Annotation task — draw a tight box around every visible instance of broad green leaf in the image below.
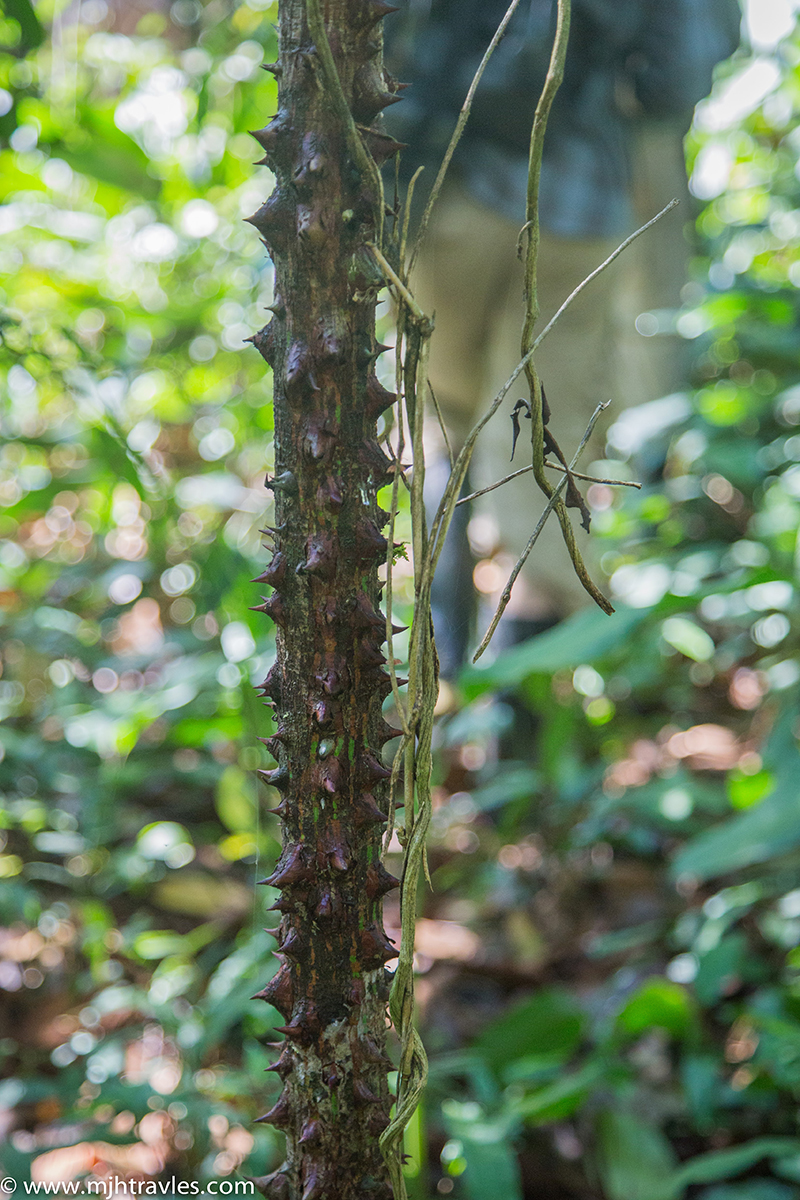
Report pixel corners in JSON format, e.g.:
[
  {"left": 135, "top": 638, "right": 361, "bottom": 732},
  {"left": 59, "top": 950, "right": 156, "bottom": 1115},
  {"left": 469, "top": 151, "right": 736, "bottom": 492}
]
[
  {"left": 673, "top": 1139, "right": 800, "bottom": 1191},
  {"left": 693, "top": 933, "right": 748, "bottom": 1006},
  {"left": 441, "top": 1101, "right": 522, "bottom": 1200},
  {"left": 595, "top": 1109, "right": 678, "bottom": 1200},
  {"left": 133, "top": 922, "right": 217, "bottom": 961},
  {"left": 681, "top": 1054, "right": 723, "bottom": 1127},
  {"left": 661, "top": 616, "right": 715, "bottom": 661},
  {"left": 501, "top": 1051, "right": 565, "bottom": 1084},
  {"left": 697, "top": 383, "right": 750, "bottom": 426},
  {"left": 461, "top": 605, "right": 647, "bottom": 696},
  {"left": 727, "top": 768, "right": 774, "bottom": 809},
  {"left": 472, "top": 989, "right": 585, "bottom": 1072},
  {"left": 672, "top": 702, "right": 800, "bottom": 882},
  {"left": 470, "top": 765, "right": 540, "bottom": 811},
  {"left": 58, "top": 108, "right": 161, "bottom": 199},
  {"left": 402, "top": 1101, "right": 425, "bottom": 1185},
  {"left": 617, "top": 978, "right": 695, "bottom": 1039},
  {"left": 515, "top": 1060, "right": 604, "bottom": 1125},
  {"left": 672, "top": 775, "right": 800, "bottom": 882},
  {"left": 699, "top": 1185, "right": 795, "bottom": 1200},
  {"left": 133, "top": 930, "right": 187, "bottom": 960},
  {"left": 4, "top": 0, "right": 43, "bottom": 48},
  {"left": 458, "top": 1137, "right": 521, "bottom": 1200}
]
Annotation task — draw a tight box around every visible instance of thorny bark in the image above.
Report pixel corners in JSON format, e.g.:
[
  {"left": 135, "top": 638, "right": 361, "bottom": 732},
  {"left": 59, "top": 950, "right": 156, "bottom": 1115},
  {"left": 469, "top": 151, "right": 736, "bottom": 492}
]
[{"left": 246, "top": 2, "right": 404, "bottom": 1198}]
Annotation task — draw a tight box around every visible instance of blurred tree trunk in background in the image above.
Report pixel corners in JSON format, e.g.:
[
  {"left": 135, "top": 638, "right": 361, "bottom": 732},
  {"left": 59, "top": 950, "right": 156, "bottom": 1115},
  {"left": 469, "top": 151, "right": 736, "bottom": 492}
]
[{"left": 247, "top": 2, "right": 403, "bottom": 1197}]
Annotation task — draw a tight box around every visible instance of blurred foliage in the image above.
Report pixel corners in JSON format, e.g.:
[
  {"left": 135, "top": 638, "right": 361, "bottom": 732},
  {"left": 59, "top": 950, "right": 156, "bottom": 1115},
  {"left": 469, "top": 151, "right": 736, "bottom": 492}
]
[
  {"left": 412, "top": 17, "right": 800, "bottom": 1200},
  {"left": 2, "top": 1, "right": 800, "bottom": 1199},
  {"left": 0, "top": 0, "right": 291, "bottom": 1186}
]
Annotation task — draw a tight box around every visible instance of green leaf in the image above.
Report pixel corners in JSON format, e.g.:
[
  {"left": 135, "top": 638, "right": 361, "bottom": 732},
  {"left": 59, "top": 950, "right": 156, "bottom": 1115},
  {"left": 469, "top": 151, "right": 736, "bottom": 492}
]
[
  {"left": 88, "top": 426, "right": 146, "bottom": 492},
  {"left": 215, "top": 764, "right": 257, "bottom": 834},
  {"left": 673, "top": 1139, "right": 800, "bottom": 1191},
  {"left": 727, "top": 768, "right": 774, "bottom": 809},
  {"left": 617, "top": 978, "right": 695, "bottom": 1039},
  {"left": 133, "top": 930, "right": 187, "bottom": 959},
  {"left": 58, "top": 108, "right": 160, "bottom": 199},
  {"left": 515, "top": 1060, "right": 604, "bottom": 1125},
  {"left": 693, "top": 933, "right": 748, "bottom": 1006},
  {"left": 470, "top": 765, "right": 540, "bottom": 812},
  {"left": 672, "top": 701, "right": 800, "bottom": 882},
  {"left": 133, "top": 922, "right": 217, "bottom": 961},
  {"left": 441, "top": 1101, "right": 523, "bottom": 1200},
  {"left": 697, "top": 383, "right": 750, "bottom": 427},
  {"left": 661, "top": 616, "right": 715, "bottom": 661},
  {"left": 595, "top": 1109, "right": 678, "bottom": 1200},
  {"left": 471, "top": 989, "right": 584, "bottom": 1073},
  {"left": 672, "top": 774, "right": 800, "bottom": 882},
  {"left": 681, "top": 1054, "right": 723, "bottom": 1127},
  {"left": 458, "top": 1136, "right": 522, "bottom": 1200},
  {"left": 699, "top": 1184, "right": 795, "bottom": 1200},
  {"left": 4, "top": 0, "right": 43, "bottom": 48},
  {"left": 461, "top": 605, "right": 648, "bottom": 696}
]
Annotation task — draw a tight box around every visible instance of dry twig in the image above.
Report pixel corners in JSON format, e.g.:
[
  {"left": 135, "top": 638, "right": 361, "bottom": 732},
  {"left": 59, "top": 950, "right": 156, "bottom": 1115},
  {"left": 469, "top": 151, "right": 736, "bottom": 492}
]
[{"left": 473, "top": 401, "right": 610, "bottom": 661}]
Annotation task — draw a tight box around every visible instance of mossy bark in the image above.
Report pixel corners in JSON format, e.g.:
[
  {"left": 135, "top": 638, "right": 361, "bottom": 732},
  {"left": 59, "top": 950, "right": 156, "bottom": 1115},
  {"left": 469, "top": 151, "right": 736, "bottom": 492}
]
[{"left": 247, "top": 3, "right": 404, "bottom": 1198}]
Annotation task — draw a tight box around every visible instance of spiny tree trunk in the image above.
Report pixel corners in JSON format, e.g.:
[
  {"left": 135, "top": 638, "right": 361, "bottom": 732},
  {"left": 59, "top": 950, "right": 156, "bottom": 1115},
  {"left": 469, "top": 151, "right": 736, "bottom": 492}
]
[{"left": 247, "top": 3, "right": 404, "bottom": 1198}]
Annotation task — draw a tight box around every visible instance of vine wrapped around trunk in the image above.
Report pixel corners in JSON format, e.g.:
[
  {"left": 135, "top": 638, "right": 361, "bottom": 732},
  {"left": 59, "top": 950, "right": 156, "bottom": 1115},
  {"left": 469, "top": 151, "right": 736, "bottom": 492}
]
[{"left": 247, "top": 2, "right": 404, "bottom": 1198}]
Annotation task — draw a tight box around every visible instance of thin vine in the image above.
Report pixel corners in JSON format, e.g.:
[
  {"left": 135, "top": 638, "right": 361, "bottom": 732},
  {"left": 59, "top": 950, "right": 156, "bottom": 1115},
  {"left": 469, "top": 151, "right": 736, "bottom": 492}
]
[
  {"left": 373, "top": 3, "right": 579, "bottom": 1192},
  {"left": 364, "top": 0, "right": 673, "bottom": 1189}
]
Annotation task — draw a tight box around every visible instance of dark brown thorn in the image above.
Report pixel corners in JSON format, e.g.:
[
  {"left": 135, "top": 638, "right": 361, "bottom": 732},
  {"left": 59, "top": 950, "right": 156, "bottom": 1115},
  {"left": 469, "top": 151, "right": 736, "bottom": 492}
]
[
  {"left": 278, "top": 928, "right": 302, "bottom": 959},
  {"left": 353, "top": 1078, "right": 380, "bottom": 1106},
  {"left": 298, "top": 1118, "right": 322, "bottom": 1146},
  {"left": 353, "top": 794, "right": 389, "bottom": 828},
  {"left": 359, "top": 923, "right": 398, "bottom": 968},
  {"left": 358, "top": 750, "right": 391, "bottom": 785},
  {"left": 365, "top": 862, "right": 400, "bottom": 899},
  {"left": 252, "top": 966, "right": 293, "bottom": 1017},
  {"left": 261, "top": 844, "right": 313, "bottom": 889},
  {"left": 300, "top": 1166, "right": 330, "bottom": 1200},
  {"left": 265, "top": 1047, "right": 294, "bottom": 1080},
  {"left": 256, "top": 1089, "right": 292, "bottom": 1129},
  {"left": 258, "top": 765, "right": 289, "bottom": 788},
  {"left": 250, "top": 1169, "right": 291, "bottom": 1200},
  {"left": 368, "top": 0, "right": 399, "bottom": 19}
]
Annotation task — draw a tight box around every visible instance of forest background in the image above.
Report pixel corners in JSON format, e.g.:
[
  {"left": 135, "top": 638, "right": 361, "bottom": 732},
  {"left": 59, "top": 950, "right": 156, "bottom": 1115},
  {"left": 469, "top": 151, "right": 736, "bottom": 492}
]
[{"left": 2, "top": 0, "right": 800, "bottom": 1197}]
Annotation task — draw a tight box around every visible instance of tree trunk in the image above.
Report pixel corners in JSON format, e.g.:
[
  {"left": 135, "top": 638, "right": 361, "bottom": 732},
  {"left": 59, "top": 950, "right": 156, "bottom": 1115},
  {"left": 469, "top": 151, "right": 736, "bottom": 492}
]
[{"left": 247, "top": 3, "right": 403, "bottom": 1198}]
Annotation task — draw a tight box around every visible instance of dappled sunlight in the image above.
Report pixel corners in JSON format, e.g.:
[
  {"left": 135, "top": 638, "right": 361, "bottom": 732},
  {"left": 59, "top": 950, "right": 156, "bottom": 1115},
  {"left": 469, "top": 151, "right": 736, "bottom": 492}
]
[{"left": 2, "top": 0, "right": 800, "bottom": 1195}]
